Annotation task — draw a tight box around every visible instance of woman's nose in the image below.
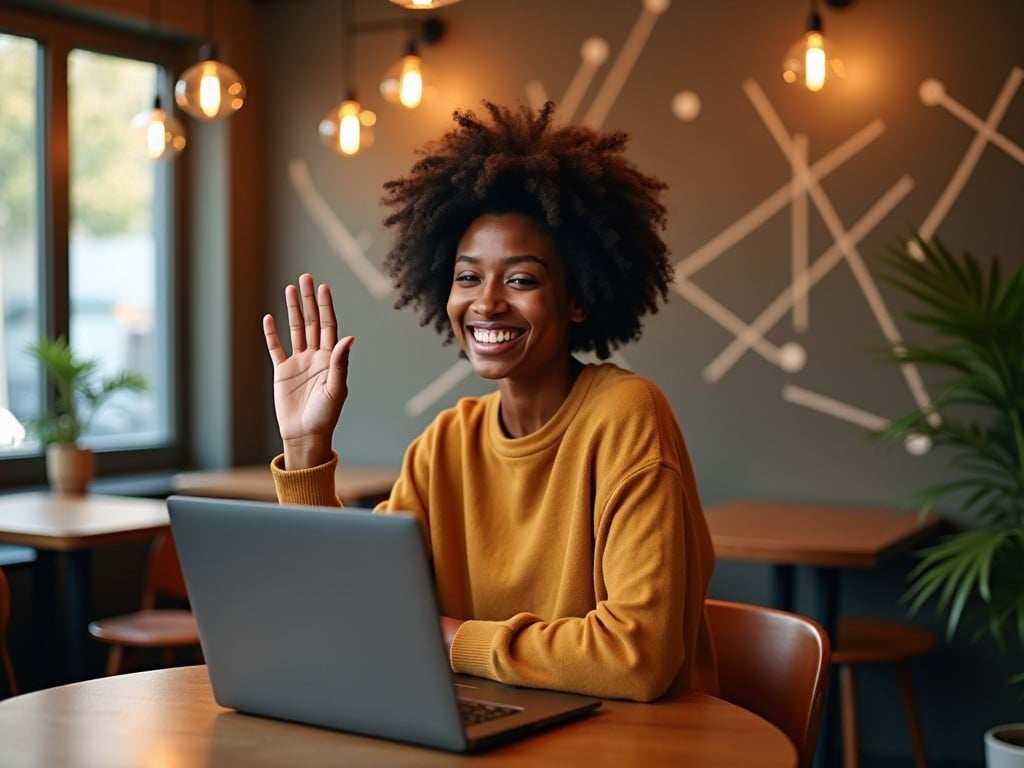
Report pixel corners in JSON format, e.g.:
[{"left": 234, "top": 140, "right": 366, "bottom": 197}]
[{"left": 471, "top": 282, "right": 507, "bottom": 316}]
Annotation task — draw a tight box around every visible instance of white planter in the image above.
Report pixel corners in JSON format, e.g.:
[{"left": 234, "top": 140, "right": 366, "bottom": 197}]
[{"left": 986, "top": 724, "right": 1024, "bottom": 768}]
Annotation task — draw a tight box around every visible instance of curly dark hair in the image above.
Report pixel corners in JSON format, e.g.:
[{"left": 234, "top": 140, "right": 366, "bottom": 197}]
[{"left": 381, "top": 101, "right": 674, "bottom": 360}]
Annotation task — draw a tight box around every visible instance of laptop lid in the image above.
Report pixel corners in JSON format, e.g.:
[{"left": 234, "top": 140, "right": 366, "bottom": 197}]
[{"left": 166, "top": 494, "right": 600, "bottom": 752}]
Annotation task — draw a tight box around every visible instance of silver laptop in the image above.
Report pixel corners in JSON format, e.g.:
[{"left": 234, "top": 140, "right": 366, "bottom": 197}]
[{"left": 166, "top": 495, "right": 601, "bottom": 752}]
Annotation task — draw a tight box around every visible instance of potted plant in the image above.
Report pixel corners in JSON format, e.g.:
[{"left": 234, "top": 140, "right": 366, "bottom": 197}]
[
  {"left": 876, "top": 236, "right": 1024, "bottom": 766},
  {"left": 25, "top": 335, "right": 148, "bottom": 494}
]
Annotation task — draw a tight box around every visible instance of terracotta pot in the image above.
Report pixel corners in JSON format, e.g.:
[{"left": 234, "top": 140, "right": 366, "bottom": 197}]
[
  {"left": 986, "top": 724, "right": 1024, "bottom": 768},
  {"left": 45, "top": 444, "right": 96, "bottom": 495}
]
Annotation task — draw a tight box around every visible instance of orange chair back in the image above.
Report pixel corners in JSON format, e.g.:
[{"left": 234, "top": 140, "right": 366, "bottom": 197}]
[
  {"left": 141, "top": 533, "right": 190, "bottom": 610},
  {"left": 705, "top": 599, "right": 830, "bottom": 768},
  {"left": 0, "top": 567, "right": 17, "bottom": 696}
]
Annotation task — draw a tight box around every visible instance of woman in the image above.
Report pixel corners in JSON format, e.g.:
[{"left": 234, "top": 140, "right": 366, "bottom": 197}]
[{"left": 263, "top": 102, "right": 717, "bottom": 702}]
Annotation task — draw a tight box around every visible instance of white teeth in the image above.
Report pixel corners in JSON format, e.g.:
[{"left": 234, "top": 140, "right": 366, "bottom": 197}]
[{"left": 472, "top": 328, "right": 518, "bottom": 344}]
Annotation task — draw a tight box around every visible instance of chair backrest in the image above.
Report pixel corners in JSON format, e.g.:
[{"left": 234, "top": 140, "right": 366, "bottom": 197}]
[
  {"left": 0, "top": 566, "right": 17, "bottom": 696},
  {"left": 705, "top": 599, "right": 830, "bottom": 768},
  {"left": 141, "top": 533, "right": 190, "bottom": 610}
]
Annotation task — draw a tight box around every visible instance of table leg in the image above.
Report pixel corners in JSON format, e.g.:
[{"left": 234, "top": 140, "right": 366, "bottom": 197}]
[
  {"left": 30, "top": 549, "right": 93, "bottom": 687},
  {"left": 63, "top": 550, "right": 94, "bottom": 682},
  {"left": 772, "top": 564, "right": 796, "bottom": 612},
  {"left": 31, "top": 550, "right": 60, "bottom": 689},
  {"left": 813, "top": 566, "right": 841, "bottom": 768}
]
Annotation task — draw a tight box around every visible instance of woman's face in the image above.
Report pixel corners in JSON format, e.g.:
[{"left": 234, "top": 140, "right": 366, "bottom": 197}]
[{"left": 447, "top": 212, "right": 583, "bottom": 385}]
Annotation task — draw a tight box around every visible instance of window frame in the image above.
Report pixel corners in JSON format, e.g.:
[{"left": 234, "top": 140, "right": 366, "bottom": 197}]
[{"left": 0, "top": 5, "right": 191, "bottom": 485}]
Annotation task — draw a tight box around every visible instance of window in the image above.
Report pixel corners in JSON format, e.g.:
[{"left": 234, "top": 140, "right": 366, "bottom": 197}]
[{"left": 0, "top": 8, "right": 186, "bottom": 483}]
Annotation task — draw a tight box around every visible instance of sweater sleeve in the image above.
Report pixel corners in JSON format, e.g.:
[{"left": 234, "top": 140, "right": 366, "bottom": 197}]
[
  {"left": 270, "top": 452, "right": 343, "bottom": 507},
  {"left": 449, "top": 462, "right": 697, "bottom": 702}
]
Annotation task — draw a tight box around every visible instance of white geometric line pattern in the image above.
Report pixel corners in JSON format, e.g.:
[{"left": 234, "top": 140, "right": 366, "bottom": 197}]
[
  {"left": 915, "top": 67, "right": 1024, "bottom": 245},
  {"left": 288, "top": 159, "right": 391, "bottom": 298}
]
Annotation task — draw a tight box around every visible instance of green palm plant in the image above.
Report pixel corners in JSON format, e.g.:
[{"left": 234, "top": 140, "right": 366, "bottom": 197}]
[
  {"left": 876, "top": 236, "right": 1024, "bottom": 690},
  {"left": 25, "top": 335, "right": 148, "bottom": 446}
]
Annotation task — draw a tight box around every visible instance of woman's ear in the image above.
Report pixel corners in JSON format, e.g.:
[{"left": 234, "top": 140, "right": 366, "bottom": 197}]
[{"left": 569, "top": 300, "right": 586, "bottom": 323}]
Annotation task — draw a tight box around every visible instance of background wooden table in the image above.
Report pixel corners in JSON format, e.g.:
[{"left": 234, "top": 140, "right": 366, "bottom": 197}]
[
  {"left": 0, "top": 491, "right": 170, "bottom": 685},
  {"left": 706, "top": 499, "right": 946, "bottom": 767},
  {"left": 172, "top": 464, "right": 399, "bottom": 507}
]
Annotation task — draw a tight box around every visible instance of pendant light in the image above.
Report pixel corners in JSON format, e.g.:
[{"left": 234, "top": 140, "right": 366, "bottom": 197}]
[
  {"left": 378, "top": 18, "right": 444, "bottom": 110},
  {"left": 132, "top": 94, "right": 187, "bottom": 161},
  {"left": 380, "top": 42, "right": 424, "bottom": 108},
  {"left": 319, "top": 1, "right": 375, "bottom": 156},
  {"left": 388, "top": 0, "right": 462, "bottom": 9},
  {"left": 131, "top": 0, "right": 186, "bottom": 160},
  {"left": 319, "top": 89, "right": 377, "bottom": 156},
  {"left": 782, "top": 0, "right": 845, "bottom": 92},
  {"left": 174, "top": 0, "right": 246, "bottom": 120}
]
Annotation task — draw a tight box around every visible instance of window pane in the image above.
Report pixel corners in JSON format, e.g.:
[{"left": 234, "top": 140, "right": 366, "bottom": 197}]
[
  {"left": 0, "top": 33, "right": 40, "bottom": 452},
  {"left": 68, "top": 49, "right": 170, "bottom": 448}
]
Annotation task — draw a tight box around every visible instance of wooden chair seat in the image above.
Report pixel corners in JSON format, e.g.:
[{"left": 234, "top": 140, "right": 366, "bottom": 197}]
[
  {"left": 88, "top": 609, "right": 199, "bottom": 647},
  {"left": 833, "top": 616, "right": 935, "bottom": 768},
  {"left": 87, "top": 533, "right": 203, "bottom": 676}
]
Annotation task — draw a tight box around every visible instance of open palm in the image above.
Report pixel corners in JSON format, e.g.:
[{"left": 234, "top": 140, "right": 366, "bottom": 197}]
[{"left": 263, "top": 274, "right": 353, "bottom": 468}]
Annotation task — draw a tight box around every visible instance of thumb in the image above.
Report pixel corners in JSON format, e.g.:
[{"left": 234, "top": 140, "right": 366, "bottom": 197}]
[{"left": 326, "top": 336, "right": 354, "bottom": 396}]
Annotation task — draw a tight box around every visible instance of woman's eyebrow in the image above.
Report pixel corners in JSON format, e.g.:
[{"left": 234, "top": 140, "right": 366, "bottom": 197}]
[{"left": 454, "top": 253, "right": 549, "bottom": 269}]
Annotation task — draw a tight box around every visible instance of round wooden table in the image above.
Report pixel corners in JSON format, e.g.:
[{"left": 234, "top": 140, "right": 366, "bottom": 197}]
[{"left": 0, "top": 666, "right": 796, "bottom": 767}]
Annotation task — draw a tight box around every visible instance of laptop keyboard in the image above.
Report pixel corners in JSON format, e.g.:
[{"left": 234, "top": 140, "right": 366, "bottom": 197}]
[{"left": 458, "top": 698, "right": 520, "bottom": 726}]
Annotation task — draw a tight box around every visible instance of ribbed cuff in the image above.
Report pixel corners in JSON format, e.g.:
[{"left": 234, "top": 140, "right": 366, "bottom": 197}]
[
  {"left": 449, "top": 619, "right": 508, "bottom": 678},
  {"left": 269, "top": 452, "right": 342, "bottom": 507}
]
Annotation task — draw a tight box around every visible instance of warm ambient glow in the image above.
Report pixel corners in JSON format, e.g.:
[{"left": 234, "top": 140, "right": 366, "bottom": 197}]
[
  {"left": 131, "top": 98, "right": 186, "bottom": 161},
  {"left": 174, "top": 50, "right": 246, "bottom": 121}
]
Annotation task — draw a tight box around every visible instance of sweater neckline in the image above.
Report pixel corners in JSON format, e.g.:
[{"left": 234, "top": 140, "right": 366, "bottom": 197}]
[{"left": 485, "top": 363, "right": 607, "bottom": 457}]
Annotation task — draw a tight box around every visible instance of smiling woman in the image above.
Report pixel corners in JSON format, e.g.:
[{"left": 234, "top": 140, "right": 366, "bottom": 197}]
[{"left": 262, "top": 101, "right": 718, "bottom": 703}]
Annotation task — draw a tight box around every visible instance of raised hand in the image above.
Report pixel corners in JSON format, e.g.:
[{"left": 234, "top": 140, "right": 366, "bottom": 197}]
[{"left": 263, "top": 273, "right": 354, "bottom": 470}]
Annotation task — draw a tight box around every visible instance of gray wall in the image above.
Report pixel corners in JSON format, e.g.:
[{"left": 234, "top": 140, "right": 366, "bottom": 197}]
[{"left": 257, "top": 1, "right": 1024, "bottom": 764}]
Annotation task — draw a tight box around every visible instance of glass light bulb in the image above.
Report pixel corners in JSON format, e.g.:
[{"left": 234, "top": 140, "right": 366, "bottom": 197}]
[
  {"left": 319, "top": 97, "right": 374, "bottom": 157},
  {"left": 804, "top": 32, "right": 827, "bottom": 92},
  {"left": 338, "top": 101, "right": 361, "bottom": 155},
  {"left": 131, "top": 102, "right": 187, "bottom": 161},
  {"left": 782, "top": 26, "right": 842, "bottom": 92},
  {"left": 198, "top": 62, "right": 222, "bottom": 118},
  {"left": 398, "top": 55, "right": 424, "bottom": 108},
  {"left": 175, "top": 55, "right": 246, "bottom": 121},
  {"left": 388, "top": 0, "right": 462, "bottom": 8}
]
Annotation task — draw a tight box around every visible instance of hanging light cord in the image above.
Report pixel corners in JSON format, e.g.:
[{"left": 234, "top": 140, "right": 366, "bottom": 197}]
[{"left": 342, "top": 0, "right": 356, "bottom": 94}]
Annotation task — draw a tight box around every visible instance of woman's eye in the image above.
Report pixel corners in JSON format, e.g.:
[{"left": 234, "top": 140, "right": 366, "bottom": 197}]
[
  {"left": 508, "top": 275, "right": 538, "bottom": 287},
  {"left": 454, "top": 273, "right": 480, "bottom": 284}
]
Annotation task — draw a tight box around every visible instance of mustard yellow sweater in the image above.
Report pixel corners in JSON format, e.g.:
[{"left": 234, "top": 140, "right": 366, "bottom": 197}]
[{"left": 271, "top": 363, "right": 718, "bottom": 701}]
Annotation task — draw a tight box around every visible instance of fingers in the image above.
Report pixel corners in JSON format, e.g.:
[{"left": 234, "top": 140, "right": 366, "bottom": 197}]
[
  {"left": 285, "top": 283, "right": 305, "bottom": 354},
  {"left": 318, "top": 282, "right": 339, "bottom": 351},
  {"left": 280, "top": 274, "right": 341, "bottom": 357},
  {"left": 300, "top": 274, "right": 320, "bottom": 350},
  {"left": 263, "top": 313, "right": 287, "bottom": 366}
]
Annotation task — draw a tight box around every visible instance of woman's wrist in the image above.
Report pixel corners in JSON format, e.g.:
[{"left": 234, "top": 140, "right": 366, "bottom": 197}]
[{"left": 282, "top": 436, "right": 334, "bottom": 470}]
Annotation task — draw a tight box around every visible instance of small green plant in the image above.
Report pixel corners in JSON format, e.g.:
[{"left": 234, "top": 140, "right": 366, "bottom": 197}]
[
  {"left": 25, "top": 335, "right": 148, "bottom": 446},
  {"left": 876, "top": 236, "right": 1024, "bottom": 690}
]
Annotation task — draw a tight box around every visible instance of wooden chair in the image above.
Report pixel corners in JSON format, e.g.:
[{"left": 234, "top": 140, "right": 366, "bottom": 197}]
[
  {"left": 1, "top": 566, "right": 18, "bottom": 697},
  {"left": 706, "top": 599, "right": 831, "bottom": 768},
  {"left": 833, "top": 616, "right": 934, "bottom": 768},
  {"left": 88, "top": 533, "right": 201, "bottom": 676}
]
